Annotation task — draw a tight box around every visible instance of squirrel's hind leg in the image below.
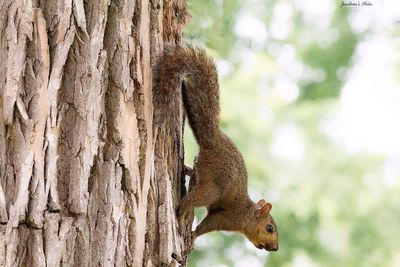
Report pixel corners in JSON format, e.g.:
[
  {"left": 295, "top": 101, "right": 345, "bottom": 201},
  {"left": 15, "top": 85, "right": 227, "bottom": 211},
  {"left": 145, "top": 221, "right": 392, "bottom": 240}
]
[
  {"left": 184, "top": 155, "right": 199, "bottom": 185},
  {"left": 184, "top": 165, "right": 194, "bottom": 177}
]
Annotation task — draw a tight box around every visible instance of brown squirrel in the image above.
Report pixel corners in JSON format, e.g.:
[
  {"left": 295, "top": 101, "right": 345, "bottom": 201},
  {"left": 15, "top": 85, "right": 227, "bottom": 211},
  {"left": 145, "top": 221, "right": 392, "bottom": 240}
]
[{"left": 153, "top": 44, "right": 278, "bottom": 251}]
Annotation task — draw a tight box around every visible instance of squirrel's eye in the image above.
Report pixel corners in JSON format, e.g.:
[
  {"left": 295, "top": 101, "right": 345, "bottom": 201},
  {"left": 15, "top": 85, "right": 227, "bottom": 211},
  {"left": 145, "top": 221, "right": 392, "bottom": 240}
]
[{"left": 266, "top": 224, "right": 274, "bottom": 233}]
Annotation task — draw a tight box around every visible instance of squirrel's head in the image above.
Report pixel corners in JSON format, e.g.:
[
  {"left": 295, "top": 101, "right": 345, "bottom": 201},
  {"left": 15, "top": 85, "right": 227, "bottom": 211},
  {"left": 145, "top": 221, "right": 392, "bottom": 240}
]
[{"left": 244, "top": 199, "right": 278, "bottom": 251}]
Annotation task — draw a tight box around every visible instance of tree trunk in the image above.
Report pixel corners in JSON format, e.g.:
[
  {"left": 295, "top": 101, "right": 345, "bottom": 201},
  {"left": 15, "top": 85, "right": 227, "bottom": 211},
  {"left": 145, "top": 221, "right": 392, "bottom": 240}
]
[{"left": 0, "top": 0, "right": 191, "bottom": 266}]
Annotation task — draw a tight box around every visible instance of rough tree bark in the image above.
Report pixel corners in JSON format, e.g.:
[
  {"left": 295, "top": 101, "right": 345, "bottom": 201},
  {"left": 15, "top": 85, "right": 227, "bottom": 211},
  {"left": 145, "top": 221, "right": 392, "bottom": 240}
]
[{"left": 0, "top": 0, "right": 191, "bottom": 266}]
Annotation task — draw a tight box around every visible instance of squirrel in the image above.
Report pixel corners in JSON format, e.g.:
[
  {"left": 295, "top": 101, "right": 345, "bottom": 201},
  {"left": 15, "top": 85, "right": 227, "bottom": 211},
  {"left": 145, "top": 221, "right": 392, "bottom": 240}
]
[{"left": 153, "top": 44, "right": 278, "bottom": 252}]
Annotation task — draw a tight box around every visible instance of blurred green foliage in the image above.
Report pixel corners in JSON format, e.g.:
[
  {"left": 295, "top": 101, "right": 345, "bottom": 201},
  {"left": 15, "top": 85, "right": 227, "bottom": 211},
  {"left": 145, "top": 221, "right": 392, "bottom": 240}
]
[{"left": 183, "top": 0, "right": 400, "bottom": 266}]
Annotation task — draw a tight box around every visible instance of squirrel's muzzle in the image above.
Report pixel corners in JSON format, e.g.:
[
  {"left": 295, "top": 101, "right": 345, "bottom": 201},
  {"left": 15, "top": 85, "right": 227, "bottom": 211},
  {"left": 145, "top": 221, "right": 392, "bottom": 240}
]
[
  {"left": 257, "top": 243, "right": 278, "bottom": 251},
  {"left": 267, "top": 243, "right": 278, "bottom": 251}
]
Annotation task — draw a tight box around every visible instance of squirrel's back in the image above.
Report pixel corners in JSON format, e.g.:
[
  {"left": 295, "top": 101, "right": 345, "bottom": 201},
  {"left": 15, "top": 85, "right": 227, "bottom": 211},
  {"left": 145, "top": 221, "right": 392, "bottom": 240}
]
[{"left": 153, "top": 45, "right": 220, "bottom": 148}]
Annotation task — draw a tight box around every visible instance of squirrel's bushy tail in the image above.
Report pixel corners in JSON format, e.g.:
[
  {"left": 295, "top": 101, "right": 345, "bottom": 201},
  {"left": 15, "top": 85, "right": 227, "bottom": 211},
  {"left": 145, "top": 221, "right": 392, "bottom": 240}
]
[{"left": 153, "top": 45, "right": 220, "bottom": 148}]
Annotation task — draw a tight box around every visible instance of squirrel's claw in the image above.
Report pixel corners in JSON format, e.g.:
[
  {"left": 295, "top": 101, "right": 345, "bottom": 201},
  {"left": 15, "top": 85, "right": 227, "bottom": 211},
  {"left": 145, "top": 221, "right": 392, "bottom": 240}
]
[
  {"left": 187, "top": 231, "right": 196, "bottom": 252},
  {"left": 180, "top": 231, "right": 196, "bottom": 256}
]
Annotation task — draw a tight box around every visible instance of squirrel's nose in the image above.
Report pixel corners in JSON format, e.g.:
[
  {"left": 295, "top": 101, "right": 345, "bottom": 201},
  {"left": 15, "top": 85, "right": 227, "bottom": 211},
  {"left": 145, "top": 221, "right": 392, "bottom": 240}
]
[{"left": 266, "top": 243, "right": 278, "bottom": 251}]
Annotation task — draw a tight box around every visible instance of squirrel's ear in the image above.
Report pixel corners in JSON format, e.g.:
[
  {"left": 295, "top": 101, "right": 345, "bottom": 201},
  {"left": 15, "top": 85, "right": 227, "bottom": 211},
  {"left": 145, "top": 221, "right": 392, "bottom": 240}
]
[
  {"left": 260, "top": 202, "right": 272, "bottom": 215},
  {"left": 254, "top": 199, "right": 272, "bottom": 217},
  {"left": 257, "top": 199, "right": 267, "bottom": 207},
  {"left": 255, "top": 201, "right": 272, "bottom": 218}
]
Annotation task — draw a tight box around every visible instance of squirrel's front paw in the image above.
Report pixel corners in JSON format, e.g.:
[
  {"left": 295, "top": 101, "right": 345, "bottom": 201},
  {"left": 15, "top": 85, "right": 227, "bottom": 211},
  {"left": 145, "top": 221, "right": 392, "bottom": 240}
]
[
  {"left": 177, "top": 206, "right": 193, "bottom": 234},
  {"left": 177, "top": 206, "right": 185, "bottom": 231},
  {"left": 177, "top": 208, "right": 188, "bottom": 229}
]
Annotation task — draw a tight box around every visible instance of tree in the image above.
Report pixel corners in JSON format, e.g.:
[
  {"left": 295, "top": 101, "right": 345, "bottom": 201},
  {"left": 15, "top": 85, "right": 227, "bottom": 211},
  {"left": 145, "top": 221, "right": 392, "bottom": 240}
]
[{"left": 0, "top": 0, "right": 192, "bottom": 266}]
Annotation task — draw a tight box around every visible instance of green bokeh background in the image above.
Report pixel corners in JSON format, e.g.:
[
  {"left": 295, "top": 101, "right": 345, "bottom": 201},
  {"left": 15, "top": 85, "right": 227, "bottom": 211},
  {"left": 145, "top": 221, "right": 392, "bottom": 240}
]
[{"left": 183, "top": 0, "right": 400, "bottom": 266}]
